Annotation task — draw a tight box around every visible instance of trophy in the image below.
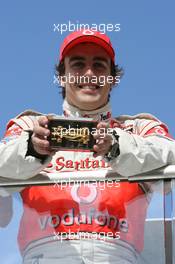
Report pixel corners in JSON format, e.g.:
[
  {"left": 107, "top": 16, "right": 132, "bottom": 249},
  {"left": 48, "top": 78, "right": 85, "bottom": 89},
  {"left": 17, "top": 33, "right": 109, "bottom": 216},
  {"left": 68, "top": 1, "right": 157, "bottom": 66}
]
[{"left": 47, "top": 115, "right": 97, "bottom": 150}]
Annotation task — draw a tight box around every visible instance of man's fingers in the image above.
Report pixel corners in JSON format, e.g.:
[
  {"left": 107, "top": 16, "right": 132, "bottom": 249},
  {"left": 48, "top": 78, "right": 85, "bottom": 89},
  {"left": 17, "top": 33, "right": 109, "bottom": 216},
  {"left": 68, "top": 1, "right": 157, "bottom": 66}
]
[
  {"left": 93, "top": 142, "right": 111, "bottom": 157},
  {"left": 31, "top": 136, "right": 53, "bottom": 155},
  {"left": 35, "top": 148, "right": 53, "bottom": 156},
  {"left": 93, "top": 143, "right": 110, "bottom": 153},
  {"left": 97, "top": 122, "right": 109, "bottom": 129},
  {"left": 93, "top": 122, "right": 111, "bottom": 140},
  {"left": 30, "top": 116, "right": 53, "bottom": 156},
  {"left": 94, "top": 133, "right": 112, "bottom": 142},
  {"left": 38, "top": 116, "right": 49, "bottom": 127},
  {"left": 33, "top": 126, "right": 50, "bottom": 138},
  {"left": 32, "top": 136, "right": 50, "bottom": 149},
  {"left": 93, "top": 132, "right": 113, "bottom": 157}
]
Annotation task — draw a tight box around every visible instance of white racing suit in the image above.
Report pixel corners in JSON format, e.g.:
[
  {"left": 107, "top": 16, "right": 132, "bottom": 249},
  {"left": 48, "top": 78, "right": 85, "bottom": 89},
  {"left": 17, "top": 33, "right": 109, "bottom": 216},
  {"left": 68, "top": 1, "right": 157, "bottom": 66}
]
[{"left": 0, "top": 100, "right": 175, "bottom": 264}]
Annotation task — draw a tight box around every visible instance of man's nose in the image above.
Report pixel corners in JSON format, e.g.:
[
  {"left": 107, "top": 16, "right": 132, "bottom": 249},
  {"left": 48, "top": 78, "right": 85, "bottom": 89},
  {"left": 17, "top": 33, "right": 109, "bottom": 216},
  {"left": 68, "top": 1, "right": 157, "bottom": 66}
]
[{"left": 84, "top": 67, "right": 94, "bottom": 76}]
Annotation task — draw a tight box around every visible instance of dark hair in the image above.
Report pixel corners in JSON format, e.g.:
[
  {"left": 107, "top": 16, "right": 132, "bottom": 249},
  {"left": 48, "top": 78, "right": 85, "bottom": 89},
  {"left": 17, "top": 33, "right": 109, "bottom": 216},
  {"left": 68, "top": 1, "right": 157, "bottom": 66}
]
[{"left": 55, "top": 60, "right": 124, "bottom": 99}]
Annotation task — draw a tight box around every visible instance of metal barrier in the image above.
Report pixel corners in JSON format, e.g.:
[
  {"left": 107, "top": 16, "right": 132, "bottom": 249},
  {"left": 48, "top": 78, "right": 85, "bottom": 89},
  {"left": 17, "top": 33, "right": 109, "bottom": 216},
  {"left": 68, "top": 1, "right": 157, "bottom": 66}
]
[{"left": 0, "top": 166, "right": 175, "bottom": 264}]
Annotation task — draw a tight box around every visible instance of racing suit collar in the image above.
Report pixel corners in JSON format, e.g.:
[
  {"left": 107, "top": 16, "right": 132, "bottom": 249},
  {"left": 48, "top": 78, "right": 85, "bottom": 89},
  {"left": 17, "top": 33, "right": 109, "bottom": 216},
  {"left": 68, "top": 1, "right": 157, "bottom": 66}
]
[{"left": 63, "top": 100, "right": 112, "bottom": 122}]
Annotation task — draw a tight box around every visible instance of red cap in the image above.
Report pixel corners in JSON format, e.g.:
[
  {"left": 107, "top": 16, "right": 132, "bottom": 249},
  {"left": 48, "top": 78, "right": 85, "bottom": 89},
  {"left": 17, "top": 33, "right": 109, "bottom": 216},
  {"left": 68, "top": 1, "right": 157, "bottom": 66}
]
[{"left": 59, "top": 30, "right": 115, "bottom": 62}]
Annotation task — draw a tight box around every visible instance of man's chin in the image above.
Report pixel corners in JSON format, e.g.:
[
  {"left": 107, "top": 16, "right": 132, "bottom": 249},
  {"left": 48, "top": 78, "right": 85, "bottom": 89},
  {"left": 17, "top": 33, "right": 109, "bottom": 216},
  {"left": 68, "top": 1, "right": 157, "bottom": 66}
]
[{"left": 76, "top": 98, "right": 105, "bottom": 111}]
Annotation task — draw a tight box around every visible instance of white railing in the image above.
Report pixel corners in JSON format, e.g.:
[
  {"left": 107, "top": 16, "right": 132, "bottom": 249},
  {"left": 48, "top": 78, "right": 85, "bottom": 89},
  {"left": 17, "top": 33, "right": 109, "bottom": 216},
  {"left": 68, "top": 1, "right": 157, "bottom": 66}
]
[{"left": 0, "top": 165, "right": 175, "bottom": 187}]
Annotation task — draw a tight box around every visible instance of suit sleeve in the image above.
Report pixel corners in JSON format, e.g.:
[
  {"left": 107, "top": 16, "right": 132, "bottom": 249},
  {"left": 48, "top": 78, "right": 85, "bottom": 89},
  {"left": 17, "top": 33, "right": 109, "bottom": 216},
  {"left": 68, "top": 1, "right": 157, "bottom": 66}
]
[
  {"left": 109, "top": 119, "right": 175, "bottom": 177},
  {"left": 0, "top": 117, "right": 52, "bottom": 181}
]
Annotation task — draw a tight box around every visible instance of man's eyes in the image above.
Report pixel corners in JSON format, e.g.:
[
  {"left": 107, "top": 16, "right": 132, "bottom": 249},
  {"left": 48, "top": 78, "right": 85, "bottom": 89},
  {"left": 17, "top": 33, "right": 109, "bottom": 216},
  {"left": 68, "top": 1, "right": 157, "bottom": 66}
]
[
  {"left": 93, "top": 62, "right": 106, "bottom": 69},
  {"left": 71, "top": 62, "right": 85, "bottom": 68}
]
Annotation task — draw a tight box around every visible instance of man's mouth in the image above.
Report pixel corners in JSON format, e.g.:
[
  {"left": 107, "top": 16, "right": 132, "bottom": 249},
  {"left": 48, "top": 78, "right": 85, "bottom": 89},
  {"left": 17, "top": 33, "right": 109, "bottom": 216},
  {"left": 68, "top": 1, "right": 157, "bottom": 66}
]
[{"left": 77, "top": 84, "right": 100, "bottom": 90}]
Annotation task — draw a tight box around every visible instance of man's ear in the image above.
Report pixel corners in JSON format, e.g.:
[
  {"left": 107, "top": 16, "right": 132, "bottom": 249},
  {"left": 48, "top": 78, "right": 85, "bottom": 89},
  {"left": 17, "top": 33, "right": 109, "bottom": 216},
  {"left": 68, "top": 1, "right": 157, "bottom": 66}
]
[
  {"left": 109, "top": 83, "right": 114, "bottom": 92},
  {"left": 111, "top": 75, "right": 120, "bottom": 88}
]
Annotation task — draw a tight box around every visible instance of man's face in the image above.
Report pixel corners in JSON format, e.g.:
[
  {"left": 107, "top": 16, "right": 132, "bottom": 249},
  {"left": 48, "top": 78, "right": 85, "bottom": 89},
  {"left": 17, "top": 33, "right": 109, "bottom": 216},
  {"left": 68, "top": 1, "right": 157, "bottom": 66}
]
[{"left": 63, "top": 43, "right": 112, "bottom": 110}]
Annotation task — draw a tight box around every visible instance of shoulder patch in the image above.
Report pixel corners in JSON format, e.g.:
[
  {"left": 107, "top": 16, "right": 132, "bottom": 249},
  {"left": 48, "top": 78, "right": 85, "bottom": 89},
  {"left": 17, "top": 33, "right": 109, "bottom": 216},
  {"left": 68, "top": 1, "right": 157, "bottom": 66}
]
[{"left": 144, "top": 124, "right": 173, "bottom": 140}]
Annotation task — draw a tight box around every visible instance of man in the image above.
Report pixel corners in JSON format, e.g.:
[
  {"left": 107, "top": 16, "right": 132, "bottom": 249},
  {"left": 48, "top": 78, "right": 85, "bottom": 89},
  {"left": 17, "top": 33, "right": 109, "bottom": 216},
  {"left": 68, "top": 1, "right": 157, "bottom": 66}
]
[{"left": 0, "top": 30, "right": 175, "bottom": 264}]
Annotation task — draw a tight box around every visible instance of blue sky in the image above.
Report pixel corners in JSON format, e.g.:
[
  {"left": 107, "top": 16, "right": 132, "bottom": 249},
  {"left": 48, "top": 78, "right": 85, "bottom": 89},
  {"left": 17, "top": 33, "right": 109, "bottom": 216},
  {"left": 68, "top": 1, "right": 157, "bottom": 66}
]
[{"left": 0, "top": 0, "right": 175, "bottom": 263}]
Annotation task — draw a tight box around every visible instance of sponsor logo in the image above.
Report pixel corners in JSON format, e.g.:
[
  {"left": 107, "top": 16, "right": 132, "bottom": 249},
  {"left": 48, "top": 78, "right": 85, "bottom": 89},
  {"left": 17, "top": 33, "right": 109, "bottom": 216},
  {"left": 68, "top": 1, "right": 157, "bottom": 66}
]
[
  {"left": 71, "top": 185, "right": 97, "bottom": 204},
  {"left": 47, "top": 156, "right": 110, "bottom": 171},
  {"left": 38, "top": 208, "right": 128, "bottom": 233}
]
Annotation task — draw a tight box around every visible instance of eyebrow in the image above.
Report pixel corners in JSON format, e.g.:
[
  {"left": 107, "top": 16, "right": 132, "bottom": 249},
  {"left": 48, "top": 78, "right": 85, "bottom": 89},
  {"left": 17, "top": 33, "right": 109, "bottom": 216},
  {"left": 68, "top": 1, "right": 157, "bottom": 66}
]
[
  {"left": 69, "top": 56, "right": 109, "bottom": 64},
  {"left": 93, "top": 57, "right": 109, "bottom": 64},
  {"left": 69, "top": 56, "right": 85, "bottom": 62}
]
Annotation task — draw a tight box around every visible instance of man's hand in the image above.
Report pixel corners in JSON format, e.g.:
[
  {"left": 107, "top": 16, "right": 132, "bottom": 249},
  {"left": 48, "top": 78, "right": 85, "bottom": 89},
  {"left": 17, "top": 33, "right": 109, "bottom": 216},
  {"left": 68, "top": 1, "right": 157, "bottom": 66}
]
[
  {"left": 31, "top": 116, "right": 55, "bottom": 156},
  {"left": 93, "top": 122, "right": 113, "bottom": 158}
]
